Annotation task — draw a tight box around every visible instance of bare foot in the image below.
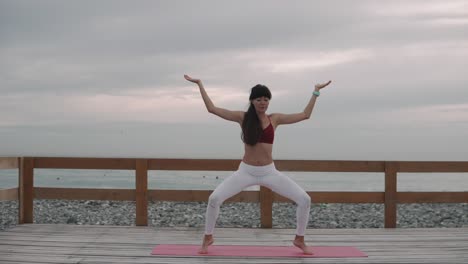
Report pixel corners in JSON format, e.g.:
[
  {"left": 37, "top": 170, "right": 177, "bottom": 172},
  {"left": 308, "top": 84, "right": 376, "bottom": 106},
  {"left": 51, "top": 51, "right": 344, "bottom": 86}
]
[
  {"left": 293, "top": 235, "right": 313, "bottom": 255},
  {"left": 198, "top": 235, "right": 214, "bottom": 254}
]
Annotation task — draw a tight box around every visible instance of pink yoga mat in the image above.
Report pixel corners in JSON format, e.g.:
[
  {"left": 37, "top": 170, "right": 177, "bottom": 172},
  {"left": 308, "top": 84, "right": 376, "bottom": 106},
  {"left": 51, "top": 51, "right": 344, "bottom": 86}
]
[{"left": 151, "top": 244, "right": 367, "bottom": 258}]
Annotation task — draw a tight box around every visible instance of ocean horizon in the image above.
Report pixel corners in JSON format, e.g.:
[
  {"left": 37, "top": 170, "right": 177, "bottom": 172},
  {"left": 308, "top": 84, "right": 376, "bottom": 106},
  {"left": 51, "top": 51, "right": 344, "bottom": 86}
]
[{"left": 1, "top": 168, "right": 467, "bottom": 192}]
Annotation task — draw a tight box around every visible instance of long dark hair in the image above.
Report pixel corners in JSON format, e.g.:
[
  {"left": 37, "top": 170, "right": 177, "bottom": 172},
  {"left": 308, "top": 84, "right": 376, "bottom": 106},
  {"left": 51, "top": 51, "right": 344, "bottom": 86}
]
[{"left": 241, "top": 84, "right": 272, "bottom": 145}]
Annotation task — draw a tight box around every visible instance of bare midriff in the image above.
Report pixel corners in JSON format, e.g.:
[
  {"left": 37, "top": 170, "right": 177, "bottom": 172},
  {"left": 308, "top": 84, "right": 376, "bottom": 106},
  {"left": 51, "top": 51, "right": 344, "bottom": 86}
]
[{"left": 242, "top": 143, "right": 273, "bottom": 166}]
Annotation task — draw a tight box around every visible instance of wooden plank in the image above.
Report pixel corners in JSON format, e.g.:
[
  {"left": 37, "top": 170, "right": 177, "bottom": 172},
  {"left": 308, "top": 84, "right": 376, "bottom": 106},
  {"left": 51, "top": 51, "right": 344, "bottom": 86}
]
[
  {"left": 149, "top": 189, "right": 211, "bottom": 202},
  {"left": 16, "top": 157, "right": 468, "bottom": 173},
  {"left": 148, "top": 159, "right": 386, "bottom": 172},
  {"left": 30, "top": 188, "right": 466, "bottom": 204},
  {"left": 275, "top": 160, "right": 386, "bottom": 172},
  {"left": 148, "top": 158, "right": 240, "bottom": 171},
  {"left": 19, "top": 157, "right": 34, "bottom": 224},
  {"left": 32, "top": 189, "right": 385, "bottom": 204},
  {"left": 276, "top": 192, "right": 385, "bottom": 203},
  {"left": 0, "top": 157, "right": 18, "bottom": 169},
  {"left": 384, "top": 162, "right": 397, "bottom": 228},
  {"left": 0, "top": 187, "right": 18, "bottom": 201},
  {"left": 397, "top": 161, "right": 468, "bottom": 172},
  {"left": 34, "top": 187, "right": 135, "bottom": 200},
  {"left": 135, "top": 159, "right": 148, "bottom": 226},
  {"left": 33, "top": 157, "right": 136, "bottom": 170},
  {"left": 148, "top": 190, "right": 260, "bottom": 203},
  {"left": 397, "top": 192, "right": 468, "bottom": 203},
  {"left": 260, "top": 186, "right": 273, "bottom": 228}
]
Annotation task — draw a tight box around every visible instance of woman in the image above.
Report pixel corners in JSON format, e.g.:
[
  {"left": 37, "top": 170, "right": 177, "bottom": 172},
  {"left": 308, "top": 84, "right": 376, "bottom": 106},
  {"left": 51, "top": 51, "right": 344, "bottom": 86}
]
[{"left": 184, "top": 74, "right": 332, "bottom": 254}]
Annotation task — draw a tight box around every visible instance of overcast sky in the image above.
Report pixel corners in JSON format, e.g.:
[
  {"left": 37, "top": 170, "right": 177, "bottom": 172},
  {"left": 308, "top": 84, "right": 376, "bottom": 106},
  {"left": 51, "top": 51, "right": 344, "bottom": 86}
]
[{"left": 1, "top": 0, "right": 467, "bottom": 161}]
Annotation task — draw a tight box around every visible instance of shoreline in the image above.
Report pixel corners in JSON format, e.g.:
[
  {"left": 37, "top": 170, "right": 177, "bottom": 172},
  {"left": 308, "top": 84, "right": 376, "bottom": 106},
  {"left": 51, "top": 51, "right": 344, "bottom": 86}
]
[{"left": 1, "top": 200, "right": 467, "bottom": 231}]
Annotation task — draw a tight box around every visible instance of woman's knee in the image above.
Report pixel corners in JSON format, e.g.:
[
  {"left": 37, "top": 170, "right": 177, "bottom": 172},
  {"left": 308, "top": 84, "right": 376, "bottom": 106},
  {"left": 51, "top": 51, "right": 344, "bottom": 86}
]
[
  {"left": 299, "top": 192, "right": 311, "bottom": 207},
  {"left": 208, "top": 192, "right": 222, "bottom": 208}
]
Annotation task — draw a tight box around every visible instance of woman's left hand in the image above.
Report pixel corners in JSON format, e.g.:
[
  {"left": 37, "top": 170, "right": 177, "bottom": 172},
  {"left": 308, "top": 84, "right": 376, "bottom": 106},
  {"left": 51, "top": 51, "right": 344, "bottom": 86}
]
[
  {"left": 184, "top": 74, "right": 201, "bottom": 84},
  {"left": 315, "top": 80, "right": 332, "bottom": 90}
]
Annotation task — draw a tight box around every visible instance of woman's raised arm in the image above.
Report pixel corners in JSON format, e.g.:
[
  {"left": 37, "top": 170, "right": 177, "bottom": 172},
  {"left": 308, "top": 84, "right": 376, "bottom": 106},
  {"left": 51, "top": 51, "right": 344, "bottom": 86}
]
[
  {"left": 184, "top": 75, "right": 244, "bottom": 123},
  {"left": 273, "top": 80, "right": 332, "bottom": 126}
]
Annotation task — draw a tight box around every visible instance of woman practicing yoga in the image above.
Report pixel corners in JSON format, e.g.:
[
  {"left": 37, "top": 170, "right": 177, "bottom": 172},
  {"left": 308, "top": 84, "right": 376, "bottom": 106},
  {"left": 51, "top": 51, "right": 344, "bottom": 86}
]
[{"left": 184, "top": 74, "right": 332, "bottom": 254}]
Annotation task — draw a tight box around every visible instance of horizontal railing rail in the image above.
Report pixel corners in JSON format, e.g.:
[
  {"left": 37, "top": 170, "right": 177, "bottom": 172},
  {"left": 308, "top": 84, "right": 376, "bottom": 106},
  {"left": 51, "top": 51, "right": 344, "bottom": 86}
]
[{"left": 1, "top": 157, "right": 466, "bottom": 228}]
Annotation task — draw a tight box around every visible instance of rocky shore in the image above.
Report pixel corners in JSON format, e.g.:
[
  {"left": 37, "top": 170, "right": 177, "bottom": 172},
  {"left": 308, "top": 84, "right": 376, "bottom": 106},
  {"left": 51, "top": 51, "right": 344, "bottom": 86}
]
[{"left": 1, "top": 200, "right": 467, "bottom": 231}]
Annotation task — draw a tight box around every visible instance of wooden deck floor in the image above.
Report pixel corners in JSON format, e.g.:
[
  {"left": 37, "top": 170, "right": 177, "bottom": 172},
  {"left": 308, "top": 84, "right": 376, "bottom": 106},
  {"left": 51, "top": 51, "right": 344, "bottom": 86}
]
[{"left": 0, "top": 224, "right": 467, "bottom": 264}]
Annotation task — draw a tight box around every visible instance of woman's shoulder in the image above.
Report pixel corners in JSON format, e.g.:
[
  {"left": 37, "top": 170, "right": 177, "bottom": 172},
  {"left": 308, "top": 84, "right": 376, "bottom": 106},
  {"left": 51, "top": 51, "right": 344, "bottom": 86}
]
[
  {"left": 268, "top": 113, "right": 281, "bottom": 126},
  {"left": 268, "top": 113, "right": 281, "bottom": 120}
]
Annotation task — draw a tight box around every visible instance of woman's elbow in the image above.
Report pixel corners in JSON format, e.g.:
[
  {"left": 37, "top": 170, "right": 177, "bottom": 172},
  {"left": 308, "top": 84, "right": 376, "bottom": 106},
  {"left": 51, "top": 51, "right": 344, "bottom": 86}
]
[{"left": 207, "top": 106, "right": 215, "bottom": 114}]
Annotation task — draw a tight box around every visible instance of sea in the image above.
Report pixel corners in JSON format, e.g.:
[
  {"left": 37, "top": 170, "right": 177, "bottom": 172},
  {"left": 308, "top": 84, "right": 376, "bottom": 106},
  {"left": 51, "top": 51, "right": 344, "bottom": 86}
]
[{"left": 1, "top": 169, "right": 467, "bottom": 192}]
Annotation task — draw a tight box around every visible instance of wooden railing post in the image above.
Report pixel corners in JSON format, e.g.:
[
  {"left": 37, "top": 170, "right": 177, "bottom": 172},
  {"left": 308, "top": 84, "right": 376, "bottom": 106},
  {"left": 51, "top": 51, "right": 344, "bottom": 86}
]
[
  {"left": 260, "top": 186, "right": 273, "bottom": 228},
  {"left": 385, "top": 161, "right": 398, "bottom": 228},
  {"left": 19, "top": 157, "right": 34, "bottom": 224},
  {"left": 135, "top": 159, "right": 148, "bottom": 226}
]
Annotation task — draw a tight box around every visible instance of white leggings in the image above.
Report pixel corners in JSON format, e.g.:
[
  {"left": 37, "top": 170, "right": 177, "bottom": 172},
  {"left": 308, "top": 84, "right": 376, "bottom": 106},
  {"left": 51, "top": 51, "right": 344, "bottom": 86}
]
[{"left": 205, "top": 162, "right": 311, "bottom": 236}]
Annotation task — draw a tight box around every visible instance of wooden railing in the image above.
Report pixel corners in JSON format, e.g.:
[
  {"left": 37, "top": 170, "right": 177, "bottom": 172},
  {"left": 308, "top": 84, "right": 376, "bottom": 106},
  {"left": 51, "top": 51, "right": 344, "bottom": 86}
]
[{"left": 1, "top": 157, "right": 467, "bottom": 228}]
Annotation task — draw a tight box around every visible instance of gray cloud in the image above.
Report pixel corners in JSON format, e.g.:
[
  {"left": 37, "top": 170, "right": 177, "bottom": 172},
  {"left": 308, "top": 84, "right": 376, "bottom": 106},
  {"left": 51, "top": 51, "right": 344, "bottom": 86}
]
[{"left": 1, "top": 0, "right": 467, "bottom": 159}]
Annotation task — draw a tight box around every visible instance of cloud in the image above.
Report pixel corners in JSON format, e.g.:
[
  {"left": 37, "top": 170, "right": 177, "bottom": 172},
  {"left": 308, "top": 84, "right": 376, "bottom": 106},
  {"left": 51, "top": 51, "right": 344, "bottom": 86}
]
[
  {"left": 1, "top": 0, "right": 467, "bottom": 158},
  {"left": 0, "top": 84, "right": 254, "bottom": 126},
  {"left": 395, "top": 103, "right": 468, "bottom": 124},
  {"left": 238, "top": 48, "right": 374, "bottom": 73},
  {"left": 369, "top": 0, "right": 468, "bottom": 17}
]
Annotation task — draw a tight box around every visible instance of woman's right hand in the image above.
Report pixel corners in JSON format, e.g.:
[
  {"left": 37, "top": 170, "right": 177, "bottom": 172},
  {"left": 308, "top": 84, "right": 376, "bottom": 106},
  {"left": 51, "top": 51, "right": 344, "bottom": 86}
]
[{"left": 184, "top": 74, "right": 201, "bottom": 84}]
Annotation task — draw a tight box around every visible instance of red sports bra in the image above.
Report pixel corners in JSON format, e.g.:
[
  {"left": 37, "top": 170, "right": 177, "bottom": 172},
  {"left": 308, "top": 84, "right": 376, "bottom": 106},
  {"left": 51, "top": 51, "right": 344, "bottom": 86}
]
[{"left": 258, "top": 117, "right": 274, "bottom": 144}]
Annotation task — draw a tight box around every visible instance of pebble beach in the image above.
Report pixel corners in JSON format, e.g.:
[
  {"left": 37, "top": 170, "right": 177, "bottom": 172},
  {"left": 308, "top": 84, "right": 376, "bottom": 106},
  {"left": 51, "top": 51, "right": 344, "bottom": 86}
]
[{"left": 1, "top": 200, "right": 467, "bottom": 231}]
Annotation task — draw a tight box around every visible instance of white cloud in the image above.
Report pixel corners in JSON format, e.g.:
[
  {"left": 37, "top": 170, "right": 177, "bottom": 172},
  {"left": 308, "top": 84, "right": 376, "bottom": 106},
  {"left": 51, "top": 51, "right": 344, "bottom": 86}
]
[
  {"left": 426, "top": 18, "right": 468, "bottom": 26},
  {"left": 1, "top": 1, "right": 467, "bottom": 159},
  {"left": 397, "top": 41, "right": 468, "bottom": 57},
  {"left": 369, "top": 1, "right": 468, "bottom": 17},
  {"left": 237, "top": 49, "right": 373, "bottom": 74},
  {"left": 366, "top": 103, "right": 468, "bottom": 127},
  {"left": 401, "top": 103, "right": 468, "bottom": 124}
]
